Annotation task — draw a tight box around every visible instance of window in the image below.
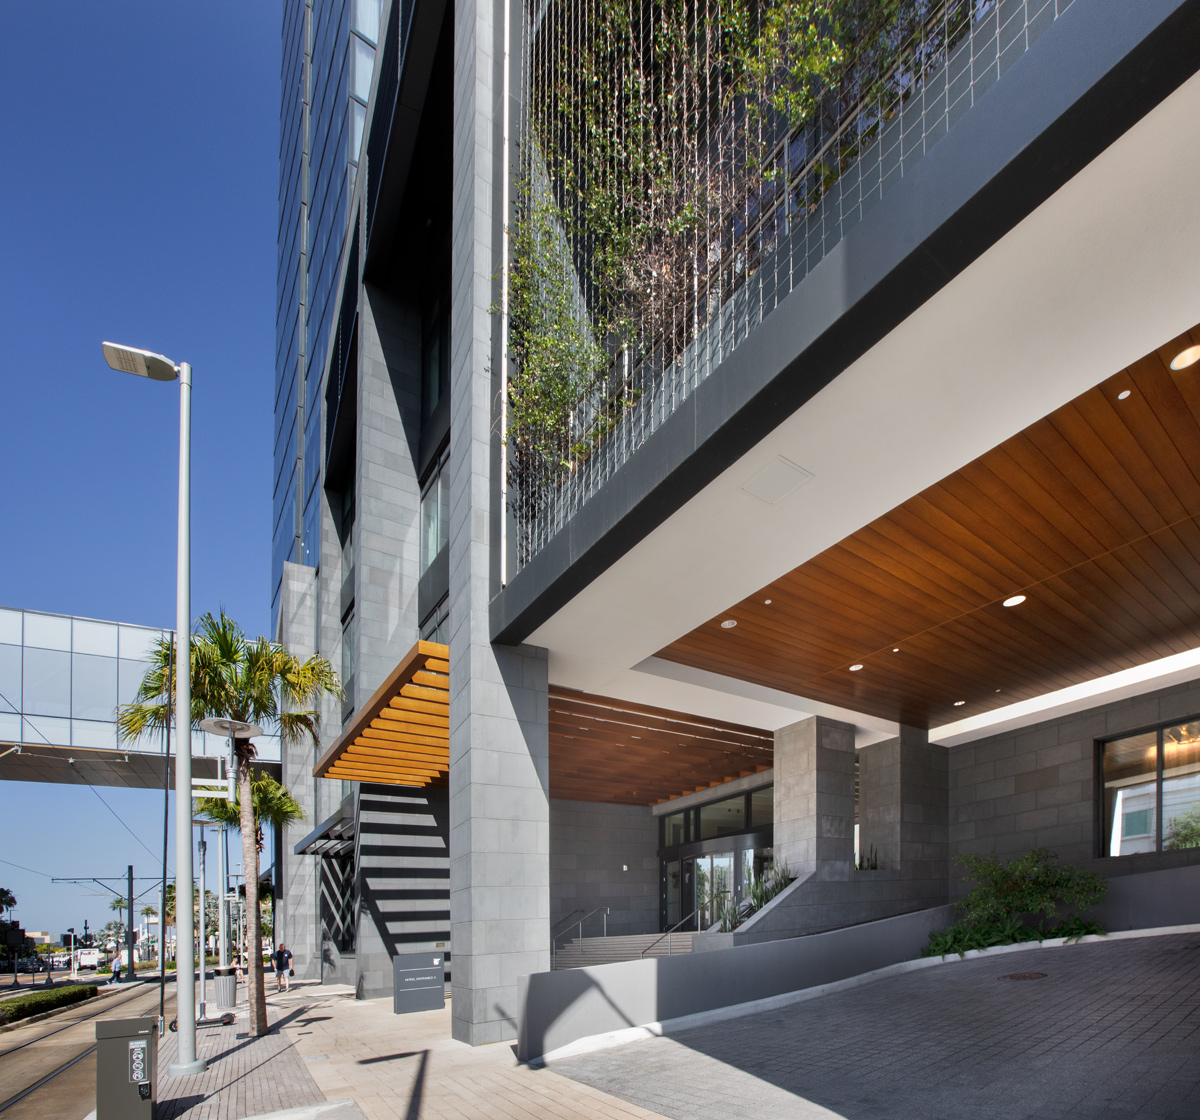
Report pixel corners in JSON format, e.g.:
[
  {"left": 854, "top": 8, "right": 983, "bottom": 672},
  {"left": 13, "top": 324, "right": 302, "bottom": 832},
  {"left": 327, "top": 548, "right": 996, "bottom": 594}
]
[
  {"left": 1102, "top": 721, "right": 1200, "bottom": 855},
  {"left": 352, "top": 0, "right": 382, "bottom": 42},
  {"left": 663, "top": 812, "right": 686, "bottom": 847},
  {"left": 420, "top": 596, "right": 449, "bottom": 645},
  {"left": 340, "top": 611, "right": 356, "bottom": 696},
  {"left": 422, "top": 301, "right": 449, "bottom": 422},
  {"left": 699, "top": 795, "right": 746, "bottom": 840},
  {"left": 420, "top": 451, "right": 450, "bottom": 576}
]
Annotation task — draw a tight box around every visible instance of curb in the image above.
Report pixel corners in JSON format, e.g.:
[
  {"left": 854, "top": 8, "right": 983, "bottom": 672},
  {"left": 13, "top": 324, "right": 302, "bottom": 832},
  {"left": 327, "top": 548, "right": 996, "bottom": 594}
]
[
  {"left": 537, "top": 922, "right": 1200, "bottom": 1065},
  {"left": 0, "top": 980, "right": 149, "bottom": 1035}
]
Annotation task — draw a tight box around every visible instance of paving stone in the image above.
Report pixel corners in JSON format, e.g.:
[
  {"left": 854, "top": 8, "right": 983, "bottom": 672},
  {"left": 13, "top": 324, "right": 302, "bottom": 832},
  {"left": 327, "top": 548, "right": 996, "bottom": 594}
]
[{"left": 550, "top": 933, "right": 1200, "bottom": 1120}]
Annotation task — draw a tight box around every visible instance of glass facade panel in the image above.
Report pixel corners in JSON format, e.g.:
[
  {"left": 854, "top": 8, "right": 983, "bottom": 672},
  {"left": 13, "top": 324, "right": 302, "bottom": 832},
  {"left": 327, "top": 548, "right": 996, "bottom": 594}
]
[
  {"left": 71, "top": 653, "right": 118, "bottom": 721},
  {"left": 73, "top": 619, "right": 118, "bottom": 656},
  {"left": 0, "top": 644, "right": 19, "bottom": 712},
  {"left": 353, "top": 0, "right": 382, "bottom": 40},
  {"left": 73, "top": 719, "right": 117, "bottom": 750},
  {"left": 350, "top": 98, "right": 366, "bottom": 162},
  {"left": 699, "top": 795, "right": 745, "bottom": 840},
  {"left": 0, "top": 608, "right": 21, "bottom": 645},
  {"left": 118, "top": 658, "right": 151, "bottom": 709},
  {"left": 1163, "top": 721, "right": 1200, "bottom": 850},
  {"left": 23, "top": 714, "right": 70, "bottom": 746},
  {"left": 1103, "top": 731, "right": 1159, "bottom": 856},
  {"left": 23, "top": 647, "right": 70, "bottom": 717},
  {"left": 118, "top": 625, "right": 159, "bottom": 662},
  {"left": 749, "top": 786, "right": 772, "bottom": 827},
  {"left": 24, "top": 612, "right": 71, "bottom": 650},
  {"left": 663, "top": 811, "right": 686, "bottom": 847},
  {"left": 420, "top": 470, "right": 445, "bottom": 575},
  {"left": 352, "top": 35, "right": 374, "bottom": 99}
]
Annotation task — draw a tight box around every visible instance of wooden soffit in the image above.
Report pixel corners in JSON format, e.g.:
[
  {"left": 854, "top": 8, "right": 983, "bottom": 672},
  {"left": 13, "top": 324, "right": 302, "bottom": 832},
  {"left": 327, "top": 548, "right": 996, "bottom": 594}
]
[
  {"left": 549, "top": 687, "right": 772, "bottom": 806},
  {"left": 314, "top": 641, "right": 449, "bottom": 788},
  {"left": 659, "top": 325, "right": 1200, "bottom": 729}
]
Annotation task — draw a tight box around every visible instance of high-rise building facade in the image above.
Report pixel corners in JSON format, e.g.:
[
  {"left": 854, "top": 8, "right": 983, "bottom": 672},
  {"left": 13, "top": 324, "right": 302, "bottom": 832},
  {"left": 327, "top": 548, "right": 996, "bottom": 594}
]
[
  {"left": 274, "top": 0, "right": 384, "bottom": 634},
  {"left": 273, "top": 0, "right": 1200, "bottom": 1052}
]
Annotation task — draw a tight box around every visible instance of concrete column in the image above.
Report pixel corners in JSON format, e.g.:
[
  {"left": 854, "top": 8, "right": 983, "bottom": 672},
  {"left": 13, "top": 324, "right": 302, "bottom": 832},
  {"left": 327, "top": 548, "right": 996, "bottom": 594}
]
[
  {"left": 448, "top": 0, "right": 551, "bottom": 1044},
  {"left": 859, "top": 725, "right": 948, "bottom": 905},
  {"left": 773, "top": 717, "right": 855, "bottom": 880},
  {"left": 354, "top": 283, "right": 422, "bottom": 691},
  {"left": 277, "top": 560, "right": 320, "bottom": 979}
]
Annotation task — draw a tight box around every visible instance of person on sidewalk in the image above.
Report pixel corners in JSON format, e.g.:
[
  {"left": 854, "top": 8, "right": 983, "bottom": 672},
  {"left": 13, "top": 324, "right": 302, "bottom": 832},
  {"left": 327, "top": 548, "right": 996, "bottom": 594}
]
[
  {"left": 272, "top": 943, "right": 293, "bottom": 993},
  {"left": 110, "top": 954, "right": 122, "bottom": 984}
]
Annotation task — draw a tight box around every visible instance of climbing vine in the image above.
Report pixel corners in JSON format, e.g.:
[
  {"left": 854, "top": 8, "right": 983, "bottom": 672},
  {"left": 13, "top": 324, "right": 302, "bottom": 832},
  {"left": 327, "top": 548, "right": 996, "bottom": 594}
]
[{"left": 504, "top": 0, "right": 961, "bottom": 550}]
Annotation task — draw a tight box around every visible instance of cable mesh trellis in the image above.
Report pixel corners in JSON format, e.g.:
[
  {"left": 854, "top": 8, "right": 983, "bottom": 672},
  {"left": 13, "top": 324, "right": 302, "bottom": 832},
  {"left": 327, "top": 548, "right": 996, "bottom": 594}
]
[{"left": 507, "top": 0, "right": 1072, "bottom": 570}]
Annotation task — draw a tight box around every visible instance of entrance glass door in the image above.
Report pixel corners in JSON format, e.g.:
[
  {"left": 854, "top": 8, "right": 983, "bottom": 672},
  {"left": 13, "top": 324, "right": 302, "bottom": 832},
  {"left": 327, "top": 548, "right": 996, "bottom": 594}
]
[{"left": 688, "top": 852, "right": 734, "bottom": 930}]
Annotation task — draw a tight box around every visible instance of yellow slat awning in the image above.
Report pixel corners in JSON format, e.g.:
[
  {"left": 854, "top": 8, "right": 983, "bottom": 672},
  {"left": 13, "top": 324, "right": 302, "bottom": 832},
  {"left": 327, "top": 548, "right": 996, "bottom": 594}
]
[{"left": 313, "top": 640, "right": 449, "bottom": 788}]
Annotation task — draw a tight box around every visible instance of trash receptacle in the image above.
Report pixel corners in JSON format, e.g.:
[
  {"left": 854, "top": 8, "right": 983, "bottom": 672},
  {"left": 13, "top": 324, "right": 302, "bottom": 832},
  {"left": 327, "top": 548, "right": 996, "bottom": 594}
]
[
  {"left": 213, "top": 966, "right": 236, "bottom": 1009},
  {"left": 95, "top": 1017, "right": 156, "bottom": 1120}
]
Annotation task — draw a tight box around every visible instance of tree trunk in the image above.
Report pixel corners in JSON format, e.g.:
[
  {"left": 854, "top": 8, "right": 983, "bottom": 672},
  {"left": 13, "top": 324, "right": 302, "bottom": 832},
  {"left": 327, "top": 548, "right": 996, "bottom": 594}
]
[{"left": 239, "top": 748, "right": 269, "bottom": 1037}]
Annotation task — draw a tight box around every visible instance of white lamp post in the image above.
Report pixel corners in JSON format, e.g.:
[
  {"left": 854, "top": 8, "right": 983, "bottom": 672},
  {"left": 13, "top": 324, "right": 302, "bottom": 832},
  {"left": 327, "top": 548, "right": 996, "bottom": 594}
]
[{"left": 102, "top": 342, "right": 206, "bottom": 1075}]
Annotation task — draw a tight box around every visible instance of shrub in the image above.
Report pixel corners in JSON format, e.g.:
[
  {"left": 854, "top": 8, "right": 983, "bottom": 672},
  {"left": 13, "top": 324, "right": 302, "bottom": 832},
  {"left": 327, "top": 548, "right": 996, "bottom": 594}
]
[
  {"left": 0, "top": 984, "right": 98, "bottom": 1025},
  {"left": 923, "top": 848, "right": 1107, "bottom": 958},
  {"left": 719, "top": 861, "right": 793, "bottom": 932}
]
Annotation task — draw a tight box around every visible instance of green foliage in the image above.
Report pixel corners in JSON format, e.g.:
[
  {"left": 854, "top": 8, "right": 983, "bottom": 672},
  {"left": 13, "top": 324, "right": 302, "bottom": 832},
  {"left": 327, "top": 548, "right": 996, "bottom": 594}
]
[
  {"left": 923, "top": 849, "right": 1108, "bottom": 958},
  {"left": 719, "top": 860, "right": 793, "bottom": 932},
  {"left": 955, "top": 848, "right": 1107, "bottom": 928},
  {"left": 0, "top": 887, "right": 15, "bottom": 913},
  {"left": 855, "top": 844, "right": 879, "bottom": 871},
  {"left": 1165, "top": 805, "right": 1200, "bottom": 850},
  {"left": 0, "top": 984, "right": 97, "bottom": 1024},
  {"left": 196, "top": 772, "right": 306, "bottom": 854}
]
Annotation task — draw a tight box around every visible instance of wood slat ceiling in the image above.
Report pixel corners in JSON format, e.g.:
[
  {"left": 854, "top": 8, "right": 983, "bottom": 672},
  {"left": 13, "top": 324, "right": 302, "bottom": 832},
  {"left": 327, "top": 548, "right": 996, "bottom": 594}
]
[
  {"left": 548, "top": 687, "right": 772, "bottom": 805},
  {"left": 658, "top": 325, "right": 1200, "bottom": 729},
  {"left": 314, "top": 641, "right": 449, "bottom": 787}
]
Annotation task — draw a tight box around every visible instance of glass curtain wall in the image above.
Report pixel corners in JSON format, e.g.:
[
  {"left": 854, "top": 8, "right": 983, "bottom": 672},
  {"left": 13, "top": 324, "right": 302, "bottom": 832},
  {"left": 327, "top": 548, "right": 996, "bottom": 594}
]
[
  {"left": 1102, "top": 721, "right": 1200, "bottom": 855},
  {"left": 659, "top": 786, "right": 773, "bottom": 932}
]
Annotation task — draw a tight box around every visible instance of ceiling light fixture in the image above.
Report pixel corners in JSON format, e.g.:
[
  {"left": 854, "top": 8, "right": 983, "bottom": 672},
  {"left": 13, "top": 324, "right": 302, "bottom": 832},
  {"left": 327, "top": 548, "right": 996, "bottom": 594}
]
[
  {"left": 720, "top": 619, "right": 737, "bottom": 629},
  {"left": 849, "top": 663, "right": 863, "bottom": 672},
  {"left": 1170, "top": 344, "right": 1200, "bottom": 370},
  {"left": 892, "top": 648, "right": 900, "bottom": 653},
  {"left": 953, "top": 700, "right": 966, "bottom": 707},
  {"left": 1003, "top": 594, "right": 1027, "bottom": 607},
  {"left": 1117, "top": 390, "right": 1131, "bottom": 400},
  {"left": 764, "top": 599, "right": 772, "bottom": 605}
]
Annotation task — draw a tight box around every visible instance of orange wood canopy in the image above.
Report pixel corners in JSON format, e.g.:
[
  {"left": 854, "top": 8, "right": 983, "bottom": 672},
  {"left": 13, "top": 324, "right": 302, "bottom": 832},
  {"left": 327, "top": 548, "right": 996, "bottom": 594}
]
[{"left": 313, "top": 640, "right": 449, "bottom": 787}]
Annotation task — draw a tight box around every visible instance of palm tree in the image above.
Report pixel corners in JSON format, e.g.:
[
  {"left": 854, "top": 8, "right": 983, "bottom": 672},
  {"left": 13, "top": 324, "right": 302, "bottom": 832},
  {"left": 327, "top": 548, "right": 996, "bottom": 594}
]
[
  {"left": 118, "top": 610, "right": 340, "bottom": 1038},
  {"left": 0, "top": 888, "right": 14, "bottom": 919},
  {"left": 196, "top": 772, "right": 305, "bottom": 854}
]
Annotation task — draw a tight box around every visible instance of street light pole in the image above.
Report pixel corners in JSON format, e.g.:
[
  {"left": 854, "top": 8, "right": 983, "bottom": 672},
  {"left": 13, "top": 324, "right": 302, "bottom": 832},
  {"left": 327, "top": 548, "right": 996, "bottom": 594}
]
[{"left": 101, "top": 344, "right": 205, "bottom": 1075}]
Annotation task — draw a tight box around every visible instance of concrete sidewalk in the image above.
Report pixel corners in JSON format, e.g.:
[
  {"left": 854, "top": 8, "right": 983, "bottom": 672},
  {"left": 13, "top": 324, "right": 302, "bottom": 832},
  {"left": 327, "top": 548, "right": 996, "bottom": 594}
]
[{"left": 275, "top": 981, "right": 670, "bottom": 1120}]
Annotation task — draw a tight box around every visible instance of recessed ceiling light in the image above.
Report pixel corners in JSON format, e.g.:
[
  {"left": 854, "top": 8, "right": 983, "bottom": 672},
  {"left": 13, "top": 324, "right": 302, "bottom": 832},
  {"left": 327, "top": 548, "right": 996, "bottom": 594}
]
[
  {"left": 892, "top": 648, "right": 900, "bottom": 653},
  {"left": 1003, "top": 594, "right": 1027, "bottom": 607},
  {"left": 1117, "top": 390, "right": 1131, "bottom": 400},
  {"left": 953, "top": 700, "right": 966, "bottom": 707},
  {"left": 849, "top": 663, "right": 863, "bottom": 672},
  {"left": 1170, "top": 344, "right": 1200, "bottom": 370},
  {"left": 720, "top": 619, "right": 737, "bottom": 629},
  {"left": 995, "top": 689, "right": 1002, "bottom": 693},
  {"left": 764, "top": 599, "right": 772, "bottom": 605}
]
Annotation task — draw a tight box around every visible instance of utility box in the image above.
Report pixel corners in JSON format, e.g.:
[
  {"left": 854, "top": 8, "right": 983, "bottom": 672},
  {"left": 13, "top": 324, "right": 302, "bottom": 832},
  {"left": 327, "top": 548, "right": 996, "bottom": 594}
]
[
  {"left": 392, "top": 952, "right": 445, "bottom": 1014},
  {"left": 95, "top": 1017, "right": 156, "bottom": 1119}
]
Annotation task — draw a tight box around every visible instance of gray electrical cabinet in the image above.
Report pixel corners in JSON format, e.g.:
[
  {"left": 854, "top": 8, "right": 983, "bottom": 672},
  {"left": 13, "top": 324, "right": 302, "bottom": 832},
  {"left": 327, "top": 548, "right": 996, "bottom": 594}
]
[
  {"left": 393, "top": 952, "right": 445, "bottom": 1014},
  {"left": 95, "top": 1016, "right": 156, "bottom": 1119}
]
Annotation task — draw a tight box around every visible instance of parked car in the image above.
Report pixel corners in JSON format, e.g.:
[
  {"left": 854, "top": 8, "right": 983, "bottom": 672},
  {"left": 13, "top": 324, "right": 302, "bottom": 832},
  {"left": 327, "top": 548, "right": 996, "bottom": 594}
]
[{"left": 17, "top": 957, "right": 45, "bottom": 973}]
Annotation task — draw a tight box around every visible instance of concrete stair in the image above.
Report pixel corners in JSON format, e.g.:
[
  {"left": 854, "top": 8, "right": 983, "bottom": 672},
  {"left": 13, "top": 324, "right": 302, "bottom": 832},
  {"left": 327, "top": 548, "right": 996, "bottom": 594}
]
[{"left": 552, "top": 932, "right": 694, "bottom": 969}]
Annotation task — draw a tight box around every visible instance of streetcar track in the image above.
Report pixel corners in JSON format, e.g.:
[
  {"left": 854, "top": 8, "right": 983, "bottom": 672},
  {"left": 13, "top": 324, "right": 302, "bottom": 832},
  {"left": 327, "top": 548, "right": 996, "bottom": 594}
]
[
  {"left": 0, "top": 1044, "right": 95, "bottom": 1113},
  {"left": 0, "top": 985, "right": 155, "bottom": 1060}
]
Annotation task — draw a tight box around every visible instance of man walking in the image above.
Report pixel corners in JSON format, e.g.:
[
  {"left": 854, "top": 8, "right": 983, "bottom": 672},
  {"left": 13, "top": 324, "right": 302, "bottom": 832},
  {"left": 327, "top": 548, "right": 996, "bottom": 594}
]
[{"left": 271, "top": 943, "right": 293, "bottom": 993}]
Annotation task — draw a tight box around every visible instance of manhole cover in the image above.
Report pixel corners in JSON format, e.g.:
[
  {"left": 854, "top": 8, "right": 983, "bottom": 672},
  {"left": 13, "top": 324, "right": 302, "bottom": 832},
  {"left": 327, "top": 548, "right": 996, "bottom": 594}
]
[{"left": 999, "top": 972, "right": 1047, "bottom": 981}]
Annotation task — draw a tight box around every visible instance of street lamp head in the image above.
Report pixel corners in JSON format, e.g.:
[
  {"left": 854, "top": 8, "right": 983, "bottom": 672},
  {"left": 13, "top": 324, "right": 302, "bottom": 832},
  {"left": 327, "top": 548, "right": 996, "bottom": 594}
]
[
  {"left": 102, "top": 341, "right": 179, "bottom": 382},
  {"left": 198, "top": 717, "right": 264, "bottom": 739}
]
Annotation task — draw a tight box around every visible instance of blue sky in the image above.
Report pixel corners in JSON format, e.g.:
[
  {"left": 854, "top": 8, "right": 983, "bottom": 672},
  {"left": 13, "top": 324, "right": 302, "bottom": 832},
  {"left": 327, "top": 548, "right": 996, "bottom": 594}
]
[{"left": 0, "top": 3, "right": 281, "bottom": 939}]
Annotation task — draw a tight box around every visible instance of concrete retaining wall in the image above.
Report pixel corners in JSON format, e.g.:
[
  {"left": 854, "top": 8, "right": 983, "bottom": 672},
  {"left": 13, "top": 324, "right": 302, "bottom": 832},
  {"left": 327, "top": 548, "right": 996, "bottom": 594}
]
[{"left": 517, "top": 903, "right": 956, "bottom": 1062}]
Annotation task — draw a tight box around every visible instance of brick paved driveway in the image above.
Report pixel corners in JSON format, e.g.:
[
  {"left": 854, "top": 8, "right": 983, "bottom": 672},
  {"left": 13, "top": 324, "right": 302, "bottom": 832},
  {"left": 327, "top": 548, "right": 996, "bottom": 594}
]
[{"left": 551, "top": 932, "right": 1200, "bottom": 1120}]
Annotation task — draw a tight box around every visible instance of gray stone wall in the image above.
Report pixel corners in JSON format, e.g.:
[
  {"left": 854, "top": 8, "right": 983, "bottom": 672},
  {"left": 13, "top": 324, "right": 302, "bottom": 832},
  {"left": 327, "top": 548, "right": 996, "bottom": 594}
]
[
  {"left": 550, "top": 799, "right": 658, "bottom": 938},
  {"left": 277, "top": 560, "right": 320, "bottom": 979},
  {"left": 949, "top": 678, "right": 1200, "bottom": 892},
  {"left": 774, "top": 716, "right": 856, "bottom": 879}
]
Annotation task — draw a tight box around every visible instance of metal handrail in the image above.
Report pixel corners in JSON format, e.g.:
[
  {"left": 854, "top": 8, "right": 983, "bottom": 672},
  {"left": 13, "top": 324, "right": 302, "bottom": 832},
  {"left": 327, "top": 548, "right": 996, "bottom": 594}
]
[
  {"left": 550, "top": 909, "right": 586, "bottom": 938},
  {"left": 640, "top": 905, "right": 698, "bottom": 959},
  {"left": 551, "top": 905, "right": 611, "bottom": 967}
]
